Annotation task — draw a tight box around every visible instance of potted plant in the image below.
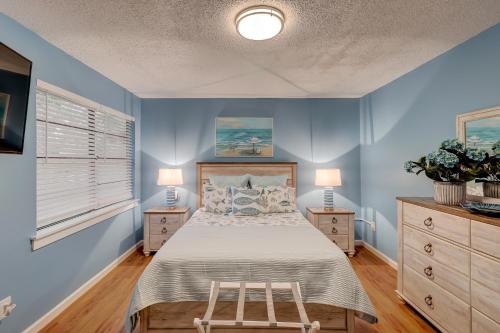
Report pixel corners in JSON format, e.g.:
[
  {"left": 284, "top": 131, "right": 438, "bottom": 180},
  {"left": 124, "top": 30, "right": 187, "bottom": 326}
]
[
  {"left": 404, "top": 139, "right": 487, "bottom": 205},
  {"left": 476, "top": 140, "right": 500, "bottom": 198}
]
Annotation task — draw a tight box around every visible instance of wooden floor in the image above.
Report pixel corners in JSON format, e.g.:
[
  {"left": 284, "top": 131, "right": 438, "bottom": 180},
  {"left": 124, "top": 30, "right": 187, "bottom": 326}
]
[{"left": 40, "top": 246, "right": 437, "bottom": 333}]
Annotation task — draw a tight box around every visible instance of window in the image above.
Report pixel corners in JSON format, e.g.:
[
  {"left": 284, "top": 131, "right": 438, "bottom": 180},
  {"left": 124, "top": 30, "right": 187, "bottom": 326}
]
[{"left": 34, "top": 81, "right": 135, "bottom": 248}]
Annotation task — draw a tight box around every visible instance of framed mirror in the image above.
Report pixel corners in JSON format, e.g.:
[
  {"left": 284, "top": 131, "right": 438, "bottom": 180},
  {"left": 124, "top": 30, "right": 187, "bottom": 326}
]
[{"left": 457, "top": 106, "right": 500, "bottom": 204}]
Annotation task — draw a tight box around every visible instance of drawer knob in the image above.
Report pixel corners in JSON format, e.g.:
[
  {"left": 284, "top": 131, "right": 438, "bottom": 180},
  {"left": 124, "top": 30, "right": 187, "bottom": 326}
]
[
  {"left": 331, "top": 227, "right": 338, "bottom": 234},
  {"left": 424, "top": 243, "right": 433, "bottom": 254},
  {"left": 161, "top": 239, "right": 167, "bottom": 246},
  {"left": 424, "top": 295, "right": 434, "bottom": 309},
  {"left": 332, "top": 239, "right": 337, "bottom": 244},
  {"left": 162, "top": 227, "right": 168, "bottom": 234},
  {"left": 331, "top": 217, "right": 337, "bottom": 224},
  {"left": 424, "top": 266, "right": 433, "bottom": 278},
  {"left": 423, "top": 217, "right": 433, "bottom": 227},
  {"left": 161, "top": 217, "right": 167, "bottom": 224}
]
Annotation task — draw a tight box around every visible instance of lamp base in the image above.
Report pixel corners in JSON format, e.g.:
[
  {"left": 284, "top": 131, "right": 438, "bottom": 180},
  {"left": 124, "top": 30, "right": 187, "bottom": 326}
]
[
  {"left": 323, "top": 187, "right": 334, "bottom": 210},
  {"left": 166, "top": 186, "right": 176, "bottom": 209}
]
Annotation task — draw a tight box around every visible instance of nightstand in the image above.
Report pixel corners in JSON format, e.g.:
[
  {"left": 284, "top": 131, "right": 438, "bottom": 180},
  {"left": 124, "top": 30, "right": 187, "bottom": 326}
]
[
  {"left": 306, "top": 208, "right": 355, "bottom": 257},
  {"left": 143, "top": 207, "right": 190, "bottom": 256}
]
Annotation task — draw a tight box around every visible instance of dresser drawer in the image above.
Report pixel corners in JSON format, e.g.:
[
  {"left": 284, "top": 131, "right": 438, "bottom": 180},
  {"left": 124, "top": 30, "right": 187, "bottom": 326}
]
[
  {"left": 471, "top": 280, "right": 500, "bottom": 324},
  {"left": 149, "top": 234, "right": 174, "bottom": 250},
  {"left": 326, "top": 235, "right": 349, "bottom": 250},
  {"left": 471, "top": 253, "right": 500, "bottom": 293},
  {"left": 471, "top": 220, "right": 500, "bottom": 259},
  {"left": 150, "top": 222, "right": 178, "bottom": 235},
  {"left": 472, "top": 308, "right": 500, "bottom": 333},
  {"left": 403, "top": 203, "right": 470, "bottom": 246},
  {"left": 318, "top": 214, "right": 349, "bottom": 235},
  {"left": 318, "top": 214, "right": 349, "bottom": 227},
  {"left": 149, "top": 214, "right": 181, "bottom": 226},
  {"left": 403, "top": 225, "right": 470, "bottom": 276},
  {"left": 404, "top": 245, "right": 469, "bottom": 302},
  {"left": 403, "top": 265, "right": 470, "bottom": 333}
]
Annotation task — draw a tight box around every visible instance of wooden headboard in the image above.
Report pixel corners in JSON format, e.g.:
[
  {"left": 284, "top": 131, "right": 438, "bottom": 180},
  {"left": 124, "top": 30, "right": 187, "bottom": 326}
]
[{"left": 197, "top": 162, "right": 297, "bottom": 208}]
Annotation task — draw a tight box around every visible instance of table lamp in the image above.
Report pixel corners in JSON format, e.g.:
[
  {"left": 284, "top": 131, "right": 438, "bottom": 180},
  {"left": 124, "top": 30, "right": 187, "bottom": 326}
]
[
  {"left": 315, "top": 169, "right": 342, "bottom": 210},
  {"left": 157, "top": 168, "right": 183, "bottom": 209}
]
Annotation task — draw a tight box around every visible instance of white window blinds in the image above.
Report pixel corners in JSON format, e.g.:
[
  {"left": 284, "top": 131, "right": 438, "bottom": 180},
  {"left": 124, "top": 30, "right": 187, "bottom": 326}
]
[{"left": 36, "top": 88, "right": 134, "bottom": 230}]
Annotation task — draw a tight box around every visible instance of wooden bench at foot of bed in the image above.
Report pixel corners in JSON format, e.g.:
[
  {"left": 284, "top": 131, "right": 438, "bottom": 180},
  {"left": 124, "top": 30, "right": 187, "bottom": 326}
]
[{"left": 138, "top": 302, "right": 355, "bottom": 333}]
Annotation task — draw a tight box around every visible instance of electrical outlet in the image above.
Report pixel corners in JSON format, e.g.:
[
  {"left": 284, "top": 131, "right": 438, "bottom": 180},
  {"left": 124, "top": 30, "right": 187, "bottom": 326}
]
[{"left": 0, "top": 296, "right": 16, "bottom": 321}]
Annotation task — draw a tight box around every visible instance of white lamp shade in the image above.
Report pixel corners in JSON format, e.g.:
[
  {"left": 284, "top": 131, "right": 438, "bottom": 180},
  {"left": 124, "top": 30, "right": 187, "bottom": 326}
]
[
  {"left": 157, "top": 168, "right": 183, "bottom": 186},
  {"left": 315, "top": 169, "right": 342, "bottom": 187}
]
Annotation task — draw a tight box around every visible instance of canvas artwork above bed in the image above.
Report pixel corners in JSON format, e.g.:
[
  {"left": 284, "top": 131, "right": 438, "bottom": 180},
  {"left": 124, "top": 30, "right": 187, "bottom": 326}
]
[{"left": 215, "top": 117, "right": 273, "bottom": 157}]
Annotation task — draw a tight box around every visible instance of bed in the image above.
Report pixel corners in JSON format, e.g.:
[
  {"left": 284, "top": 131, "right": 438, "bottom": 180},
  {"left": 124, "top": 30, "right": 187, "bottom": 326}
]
[{"left": 127, "top": 162, "right": 377, "bottom": 333}]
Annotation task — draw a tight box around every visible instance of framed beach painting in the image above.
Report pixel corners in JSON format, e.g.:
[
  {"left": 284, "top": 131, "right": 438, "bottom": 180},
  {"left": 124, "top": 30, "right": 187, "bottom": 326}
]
[
  {"left": 215, "top": 117, "right": 273, "bottom": 157},
  {"left": 457, "top": 106, "right": 500, "bottom": 203}
]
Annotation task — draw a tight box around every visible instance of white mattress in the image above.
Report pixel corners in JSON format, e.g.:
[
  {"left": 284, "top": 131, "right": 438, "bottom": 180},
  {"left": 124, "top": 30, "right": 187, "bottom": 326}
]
[{"left": 126, "top": 209, "right": 377, "bottom": 331}]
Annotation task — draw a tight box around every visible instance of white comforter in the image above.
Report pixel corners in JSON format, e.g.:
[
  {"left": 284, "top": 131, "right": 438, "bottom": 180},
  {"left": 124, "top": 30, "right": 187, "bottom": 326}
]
[{"left": 126, "top": 210, "right": 377, "bottom": 330}]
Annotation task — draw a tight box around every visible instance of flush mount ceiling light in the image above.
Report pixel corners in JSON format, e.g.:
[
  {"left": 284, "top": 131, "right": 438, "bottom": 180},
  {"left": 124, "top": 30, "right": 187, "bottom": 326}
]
[{"left": 236, "top": 6, "right": 284, "bottom": 40}]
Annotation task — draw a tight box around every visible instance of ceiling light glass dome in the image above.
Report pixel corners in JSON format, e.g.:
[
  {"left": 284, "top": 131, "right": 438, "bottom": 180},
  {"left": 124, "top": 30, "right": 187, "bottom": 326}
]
[{"left": 236, "top": 6, "right": 284, "bottom": 40}]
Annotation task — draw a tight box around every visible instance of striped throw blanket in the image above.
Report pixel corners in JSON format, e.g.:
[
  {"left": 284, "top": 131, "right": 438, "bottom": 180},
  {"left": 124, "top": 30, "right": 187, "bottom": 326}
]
[{"left": 126, "top": 210, "right": 377, "bottom": 331}]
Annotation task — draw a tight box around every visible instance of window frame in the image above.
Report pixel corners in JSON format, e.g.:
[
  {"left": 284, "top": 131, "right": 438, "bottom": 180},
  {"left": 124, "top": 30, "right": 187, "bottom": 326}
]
[{"left": 32, "top": 80, "right": 137, "bottom": 250}]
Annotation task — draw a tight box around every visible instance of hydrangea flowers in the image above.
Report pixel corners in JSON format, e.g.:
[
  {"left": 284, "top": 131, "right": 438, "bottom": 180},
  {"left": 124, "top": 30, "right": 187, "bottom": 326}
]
[
  {"left": 404, "top": 139, "right": 499, "bottom": 183},
  {"left": 427, "top": 149, "right": 460, "bottom": 168}
]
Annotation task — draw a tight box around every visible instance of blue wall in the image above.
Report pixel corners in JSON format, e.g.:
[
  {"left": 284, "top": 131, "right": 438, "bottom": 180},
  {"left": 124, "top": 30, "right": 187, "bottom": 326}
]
[
  {"left": 2, "top": 10, "right": 499, "bottom": 332},
  {"left": 0, "top": 14, "right": 142, "bottom": 333},
  {"left": 141, "top": 99, "right": 361, "bottom": 216},
  {"left": 359, "top": 23, "right": 500, "bottom": 260}
]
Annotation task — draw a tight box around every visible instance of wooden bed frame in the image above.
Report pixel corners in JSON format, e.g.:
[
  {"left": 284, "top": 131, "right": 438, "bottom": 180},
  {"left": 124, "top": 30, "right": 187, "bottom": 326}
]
[
  {"left": 196, "top": 162, "right": 297, "bottom": 207},
  {"left": 137, "top": 162, "right": 355, "bottom": 333}
]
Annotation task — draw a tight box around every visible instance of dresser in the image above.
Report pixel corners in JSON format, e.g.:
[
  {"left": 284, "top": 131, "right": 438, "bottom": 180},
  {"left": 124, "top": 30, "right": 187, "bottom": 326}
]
[
  {"left": 397, "top": 197, "right": 500, "bottom": 333},
  {"left": 143, "top": 207, "right": 190, "bottom": 256},
  {"left": 306, "top": 208, "right": 355, "bottom": 257}
]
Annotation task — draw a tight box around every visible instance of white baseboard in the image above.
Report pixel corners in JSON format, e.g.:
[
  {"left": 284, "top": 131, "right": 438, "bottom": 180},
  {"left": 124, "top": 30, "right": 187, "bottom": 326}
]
[
  {"left": 355, "top": 240, "right": 398, "bottom": 270},
  {"left": 23, "top": 240, "right": 143, "bottom": 333}
]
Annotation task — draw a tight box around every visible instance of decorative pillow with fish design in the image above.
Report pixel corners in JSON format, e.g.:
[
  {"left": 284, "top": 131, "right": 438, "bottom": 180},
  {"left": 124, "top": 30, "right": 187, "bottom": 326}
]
[
  {"left": 203, "top": 184, "right": 232, "bottom": 214},
  {"left": 231, "top": 186, "right": 267, "bottom": 216},
  {"left": 261, "top": 186, "right": 296, "bottom": 213}
]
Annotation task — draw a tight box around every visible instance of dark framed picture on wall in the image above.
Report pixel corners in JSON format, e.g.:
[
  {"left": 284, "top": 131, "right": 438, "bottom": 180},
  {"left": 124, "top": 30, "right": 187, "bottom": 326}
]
[
  {"left": 0, "top": 42, "right": 32, "bottom": 154},
  {"left": 215, "top": 117, "right": 273, "bottom": 157}
]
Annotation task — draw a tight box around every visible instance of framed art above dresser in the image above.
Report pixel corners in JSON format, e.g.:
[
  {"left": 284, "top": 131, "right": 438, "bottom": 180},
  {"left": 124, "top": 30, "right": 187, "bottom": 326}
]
[
  {"left": 456, "top": 106, "right": 500, "bottom": 204},
  {"left": 396, "top": 197, "right": 500, "bottom": 333}
]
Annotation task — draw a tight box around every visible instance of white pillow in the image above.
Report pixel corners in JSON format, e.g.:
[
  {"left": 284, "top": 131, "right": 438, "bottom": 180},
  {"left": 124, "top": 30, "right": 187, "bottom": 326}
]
[
  {"left": 262, "top": 186, "right": 296, "bottom": 213},
  {"left": 203, "top": 184, "right": 232, "bottom": 214},
  {"left": 249, "top": 174, "right": 288, "bottom": 187},
  {"left": 209, "top": 174, "right": 250, "bottom": 188}
]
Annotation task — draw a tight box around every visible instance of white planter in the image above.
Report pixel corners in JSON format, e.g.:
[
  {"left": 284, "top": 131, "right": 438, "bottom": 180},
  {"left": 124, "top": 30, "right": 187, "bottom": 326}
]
[
  {"left": 483, "top": 182, "right": 500, "bottom": 198},
  {"left": 433, "top": 181, "right": 466, "bottom": 206}
]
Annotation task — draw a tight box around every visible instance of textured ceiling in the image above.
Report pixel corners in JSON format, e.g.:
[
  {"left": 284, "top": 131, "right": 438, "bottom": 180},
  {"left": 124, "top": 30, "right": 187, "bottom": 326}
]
[{"left": 2, "top": 0, "right": 500, "bottom": 98}]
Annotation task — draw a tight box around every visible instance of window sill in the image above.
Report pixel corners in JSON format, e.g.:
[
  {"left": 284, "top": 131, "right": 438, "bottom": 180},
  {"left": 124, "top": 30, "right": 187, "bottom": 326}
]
[{"left": 31, "top": 200, "right": 139, "bottom": 250}]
